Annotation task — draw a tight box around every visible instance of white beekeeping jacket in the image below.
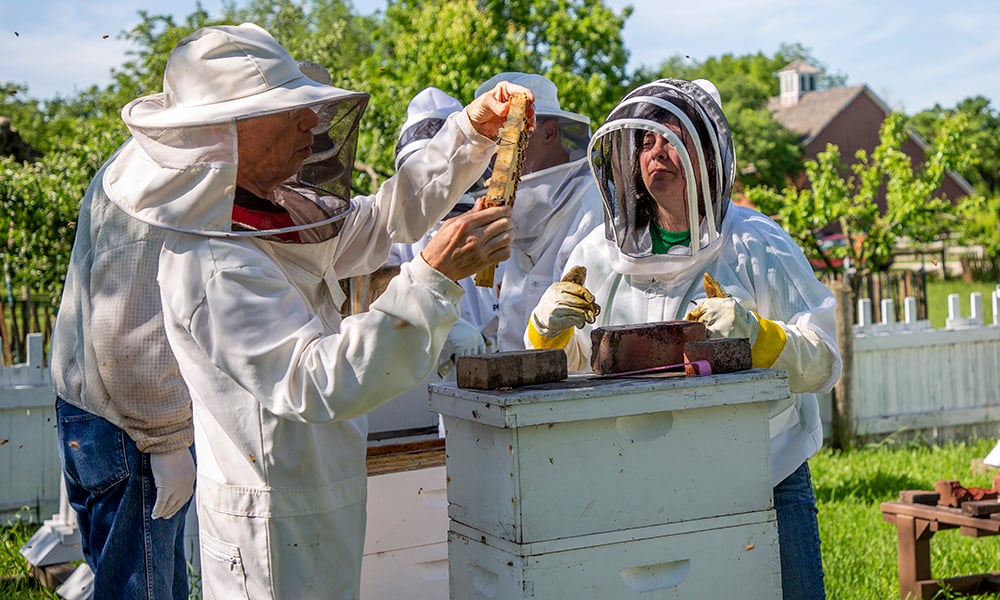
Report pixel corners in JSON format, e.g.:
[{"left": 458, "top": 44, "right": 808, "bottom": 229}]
[
  {"left": 552, "top": 205, "right": 840, "bottom": 485},
  {"left": 139, "top": 110, "right": 492, "bottom": 598},
  {"left": 528, "top": 79, "right": 841, "bottom": 486}
]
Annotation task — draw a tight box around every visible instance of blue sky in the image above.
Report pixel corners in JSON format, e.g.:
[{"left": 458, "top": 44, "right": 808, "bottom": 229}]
[{"left": 2, "top": 0, "right": 998, "bottom": 115}]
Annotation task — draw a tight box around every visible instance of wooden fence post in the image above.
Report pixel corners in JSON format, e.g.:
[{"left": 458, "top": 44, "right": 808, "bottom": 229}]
[{"left": 832, "top": 280, "right": 854, "bottom": 450}]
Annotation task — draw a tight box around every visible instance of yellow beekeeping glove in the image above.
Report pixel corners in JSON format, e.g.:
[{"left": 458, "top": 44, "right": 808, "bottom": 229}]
[{"left": 526, "top": 280, "right": 599, "bottom": 350}]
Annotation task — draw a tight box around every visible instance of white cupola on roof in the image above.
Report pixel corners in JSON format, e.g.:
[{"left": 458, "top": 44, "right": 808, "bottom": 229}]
[{"left": 778, "top": 60, "right": 821, "bottom": 107}]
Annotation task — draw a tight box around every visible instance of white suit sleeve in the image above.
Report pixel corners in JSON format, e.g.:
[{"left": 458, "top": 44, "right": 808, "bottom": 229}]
[
  {"left": 770, "top": 316, "right": 841, "bottom": 394},
  {"left": 742, "top": 214, "right": 842, "bottom": 395},
  {"left": 182, "top": 251, "right": 462, "bottom": 423}
]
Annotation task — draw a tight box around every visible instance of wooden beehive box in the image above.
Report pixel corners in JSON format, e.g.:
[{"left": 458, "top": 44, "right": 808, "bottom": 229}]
[{"left": 361, "top": 439, "right": 449, "bottom": 600}]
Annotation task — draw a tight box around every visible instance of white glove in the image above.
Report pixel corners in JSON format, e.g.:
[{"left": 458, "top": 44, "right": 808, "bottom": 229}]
[
  {"left": 687, "top": 297, "right": 759, "bottom": 345},
  {"left": 530, "top": 281, "right": 599, "bottom": 337},
  {"left": 447, "top": 318, "right": 488, "bottom": 357},
  {"left": 151, "top": 448, "right": 196, "bottom": 520}
]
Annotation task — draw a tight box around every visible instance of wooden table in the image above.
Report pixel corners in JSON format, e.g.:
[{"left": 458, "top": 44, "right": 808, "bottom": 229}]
[{"left": 882, "top": 495, "right": 1000, "bottom": 599}]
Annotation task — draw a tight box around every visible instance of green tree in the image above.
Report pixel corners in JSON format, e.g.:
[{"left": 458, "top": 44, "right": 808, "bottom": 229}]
[
  {"left": 745, "top": 144, "right": 851, "bottom": 271},
  {"left": 636, "top": 44, "right": 841, "bottom": 192},
  {"left": 747, "top": 111, "right": 974, "bottom": 288},
  {"left": 1, "top": 72, "right": 130, "bottom": 306},
  {"left": 955, "top": 194, "right": 1000, "bottom": 262},
  {"left": 0, "top": 116, "right": 120, "bottom": 304},
  {"left": 0, "top": 2, "right": 373, "bottom": 303},
  {"left": 343, "top": 0, "right": 507, "bottom": 189},
  {"left": 345, "top": 0, "right": 632, "bottom": 192},
  {"left": 910, "top": 96, "right": 1000, "bottom": 196},
  {"left": 225, "top": 0, "right": 374, "bottom": 73},
  {"left": 0, "top": 84, "right": 47, "bottom": 153}
]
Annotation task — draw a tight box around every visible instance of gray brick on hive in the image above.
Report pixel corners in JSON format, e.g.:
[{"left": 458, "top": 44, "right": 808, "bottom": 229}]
[
  {"left": 683, "top": 338, "right": 752, "bottom": 374},
  {"left": 456, "top": 349, "right": 568, "bottom": 390}
]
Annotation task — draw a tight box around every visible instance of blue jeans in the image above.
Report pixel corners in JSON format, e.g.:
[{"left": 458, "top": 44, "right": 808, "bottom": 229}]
[
  {"left": 56, "top": 398, "right": 192, "bottom": 600},
  {"left": 774, "top": 461, "right": 826, "bottom": 599}
]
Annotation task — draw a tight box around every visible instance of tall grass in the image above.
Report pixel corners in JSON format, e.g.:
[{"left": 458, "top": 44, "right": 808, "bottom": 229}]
[{"left": 0, "top": 509, "right": 59, "bottom": 600}]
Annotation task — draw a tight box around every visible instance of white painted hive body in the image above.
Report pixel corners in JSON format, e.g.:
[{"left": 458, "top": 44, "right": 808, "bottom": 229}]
[{"left": 430, "top": 369, "right": 787, "bottom": 599}]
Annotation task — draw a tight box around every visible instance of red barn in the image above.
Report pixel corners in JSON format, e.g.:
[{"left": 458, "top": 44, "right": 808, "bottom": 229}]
[{"left": 768, "top": 60, "right": 973, "bottom": 212}]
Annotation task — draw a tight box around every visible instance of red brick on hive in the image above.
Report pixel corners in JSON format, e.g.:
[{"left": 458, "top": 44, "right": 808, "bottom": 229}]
[
  {"left": 590, "top": 321, "right": 707, "bottom": 376},
  {"left": 457, "top": 349, "right": 567, "bottom": 390},
  {"left": 683, "top": 338, "right": 752, "bottom": 374}
]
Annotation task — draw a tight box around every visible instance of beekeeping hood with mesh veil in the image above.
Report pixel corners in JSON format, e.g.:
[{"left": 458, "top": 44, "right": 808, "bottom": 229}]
[
  {"left": 587, "top": 78, "right": 736, "bottom": 276},
  {"left": 393, "top": 86, "right": 486, "bottom": 213},
  {"left": 394, "top": 87, "right": 464, "bottom": 170},
  {"left": 103, "top": 23, "right": 368, "bottom": 242}
]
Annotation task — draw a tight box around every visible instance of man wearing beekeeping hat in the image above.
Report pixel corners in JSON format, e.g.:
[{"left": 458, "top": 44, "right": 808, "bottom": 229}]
[
  {"left": 51, "top": 22, "right": 532, "bottom": 599},
  {"left": 473, "top": 72, "right": 604, "bottom": 352}
]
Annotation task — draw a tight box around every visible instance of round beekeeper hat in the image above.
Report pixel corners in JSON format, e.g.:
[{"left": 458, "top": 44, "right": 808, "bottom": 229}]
[
  {"left": 394, "top": 87, "right": 464, "bottom": 170},
  {"left": 122, "top": 23, "right": 367, "bottom": 129},
  {"left": 104, "top": 25, "right": 366, "bottom": 240},
  {"left": 474, "top": 72, "right": 590, "bottom": 150}
]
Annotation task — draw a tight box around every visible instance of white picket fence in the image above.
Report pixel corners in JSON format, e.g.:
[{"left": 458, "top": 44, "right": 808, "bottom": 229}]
[{"left": 818, "top": 288, "right": 1000, "bottom": 441}]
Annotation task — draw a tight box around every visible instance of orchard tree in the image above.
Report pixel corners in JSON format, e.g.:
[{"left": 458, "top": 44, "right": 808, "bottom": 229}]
[
  {"left": 746, "top": 111, "right": 974, "bottom": 290},
  {"left": 907, "top": 96, "right": 1000, "bottom": 277},
  {"left": 909, "top": 96, "right": 1000, "bottom": 196},
  {"left": 745, "top": 144, "right": 851, "bottom": 271}
]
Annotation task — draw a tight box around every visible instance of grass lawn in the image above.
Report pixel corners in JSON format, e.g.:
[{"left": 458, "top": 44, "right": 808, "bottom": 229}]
[
  {"left": 0, "top": 517, "right": 60, "bottom": 599},
  {"left": 925, "top": 278, "right": 998, "bottom": 329},
  {"left": 815, "top": 436, "right": 1000, "bottom": 600}
]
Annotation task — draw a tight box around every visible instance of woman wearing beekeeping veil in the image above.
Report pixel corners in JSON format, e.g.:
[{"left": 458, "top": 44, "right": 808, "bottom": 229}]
[
  {"left": 99, "top": 22, "right": 530, "bottom": 599},
  {"left": 524, "top": 78, "right": 840, "bottom": 599}
]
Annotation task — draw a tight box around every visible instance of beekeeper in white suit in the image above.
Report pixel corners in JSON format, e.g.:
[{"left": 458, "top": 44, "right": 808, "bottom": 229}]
[
  {"left": 473, "top": 72, "right": 604, "bottom": 351},
  {"left": 524, "top": 78, "right": 841, "bottom": 599},
  {"left": 102, "top": 23, "right": 530, "bottom": 599}
]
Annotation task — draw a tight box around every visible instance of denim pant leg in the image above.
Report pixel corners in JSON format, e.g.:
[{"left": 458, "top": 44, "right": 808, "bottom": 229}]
[
  {"left": 56, "top": 398, "right": 191, "bottom": 600},
  {"left": 774, "top": 460, "right": 826, "bottom": 600}
]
